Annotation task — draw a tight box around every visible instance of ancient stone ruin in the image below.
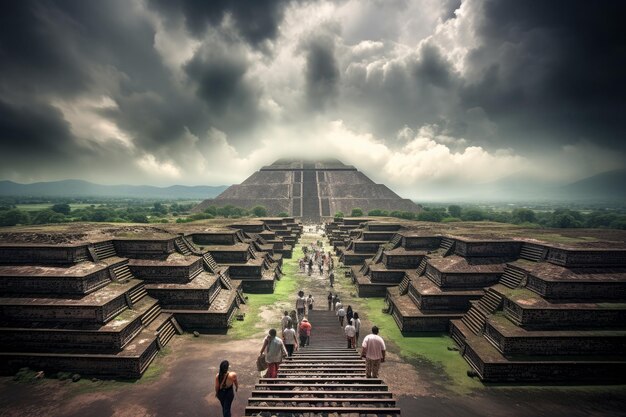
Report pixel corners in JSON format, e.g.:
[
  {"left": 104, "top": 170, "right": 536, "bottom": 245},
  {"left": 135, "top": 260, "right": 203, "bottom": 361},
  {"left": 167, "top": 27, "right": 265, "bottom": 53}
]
[
  {"left": 0, "top": 219, "right": 301, "bottom": 378},
  {"left": 194, "top": 159, "right": 420, "bottom": 221},
  {"left": 328, "top": 218, "right": 626, "bottom": 382}
]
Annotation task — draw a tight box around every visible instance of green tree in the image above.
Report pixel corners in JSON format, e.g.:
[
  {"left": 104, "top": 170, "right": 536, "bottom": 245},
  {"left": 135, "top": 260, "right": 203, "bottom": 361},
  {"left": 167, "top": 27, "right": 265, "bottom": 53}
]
[
  {"left": 32, "top": 210, "right": 66, "bottom": 224},
  {"left": 367, "top": 209, "right": 388, "bottom": 216},
  {"left": 0, "top": 209, "right": 30, "bottom": 226},
  {"left": 334, "top": 211, "right": 344, "bottom": 219},
  {"left": 251, "top": 206, "right": 268, "bottom": 217},
  {"left": 511, "top": 208, "right": 536, "bottom": 224},
  {"left": 51, "top": 203, "right": 71, "bottom": 215},
  {"left": 152, "top": 202, "right": 168, "bottom": 215},
  {"left": 203, "top": 205, "right": 217, "bottom": 216},
  {"left": 417, "top": 211, "right": 443, "bottom": 222},
  {"left": 461, "top": 209, "right": 486, "bottom": 221},
  {"left": 447, "top": 205, "right": 462, "bottom": 218},
  {"left": 351, "top": 208, "right": 364, "bottom": 217},
  {"left": 277, "top": 212, "right": 289, "bottom": 217}
]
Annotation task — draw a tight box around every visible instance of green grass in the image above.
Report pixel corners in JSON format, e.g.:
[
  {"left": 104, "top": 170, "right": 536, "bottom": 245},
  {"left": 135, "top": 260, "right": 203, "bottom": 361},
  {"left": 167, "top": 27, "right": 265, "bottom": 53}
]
[
  {"left": 228, "top": 255, "right": 303, "bottom": 339},
  {"left": 361, "top": 298, "right": 483, "bottom": 394}
]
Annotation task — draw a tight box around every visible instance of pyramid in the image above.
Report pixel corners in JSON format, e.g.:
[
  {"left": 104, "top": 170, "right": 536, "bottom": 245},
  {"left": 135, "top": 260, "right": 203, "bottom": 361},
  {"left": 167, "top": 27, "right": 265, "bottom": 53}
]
[{"left": 194, "top": 159, "right": 420, "bottom": 221}]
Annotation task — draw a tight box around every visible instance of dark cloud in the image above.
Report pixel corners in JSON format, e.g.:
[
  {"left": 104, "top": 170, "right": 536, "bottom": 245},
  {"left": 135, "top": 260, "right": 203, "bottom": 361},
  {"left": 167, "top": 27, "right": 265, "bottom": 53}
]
[
  {"left": 303, "top": 34, "right": 340, "bottom": 109},
  {"left": 148, "top": 0, "right": 290, "bottom": 46},
  {"left": 459, "top": 0, "right": 626, "bottom": 151}
]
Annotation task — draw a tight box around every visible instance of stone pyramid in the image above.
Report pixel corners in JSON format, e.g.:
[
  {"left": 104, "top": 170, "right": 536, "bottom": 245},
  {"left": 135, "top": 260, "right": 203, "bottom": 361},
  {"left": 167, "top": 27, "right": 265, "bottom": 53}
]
[{"left": 194, "top": 158, "right": 420, "bottom": 221}]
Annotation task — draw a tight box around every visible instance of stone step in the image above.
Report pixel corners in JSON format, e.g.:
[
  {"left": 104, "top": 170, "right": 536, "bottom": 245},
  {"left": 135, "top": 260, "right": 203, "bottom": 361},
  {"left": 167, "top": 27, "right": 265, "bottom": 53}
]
[
  {"left": 519, "top": 244, "right": 546, "bottom": 262},
  {"left": 112, "top": 263, "right": 134, "bottom": 283},
  {"left": 141, "top": 301, "right": 162, "bottom": 326},
  {"left": 500, "top": 266, "right": 525, "bottom": 288},
  {"left": 249, "top": 390, "right": 394, "bottom": 398},
  {"left": 244, "top": 406, "right": 401, "bottom": 415},
  {"left": 128, "top": 283, "right": 148, "bottom": 305},
  {"left": 415, "top": 258, "right": 428, "bottom": 276},
  {"left": 93, "top": 241, "right": 116, "bottom": 260}
]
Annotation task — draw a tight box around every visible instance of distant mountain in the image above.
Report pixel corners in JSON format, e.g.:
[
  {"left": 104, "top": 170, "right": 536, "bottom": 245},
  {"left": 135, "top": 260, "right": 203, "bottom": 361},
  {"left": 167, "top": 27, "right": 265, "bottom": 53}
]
[
  {"left": 560, "top": 169, "right": 626, "bottom": 201},
  {"left": 0, "top": 179, "right": 228, "bottom": 199}
]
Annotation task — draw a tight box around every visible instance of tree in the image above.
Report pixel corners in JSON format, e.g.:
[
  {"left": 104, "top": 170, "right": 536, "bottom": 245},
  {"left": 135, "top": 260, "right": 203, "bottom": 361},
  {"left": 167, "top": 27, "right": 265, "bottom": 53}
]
[
  {"left": 417, "top": 211, "right": 443, "bottom": 222},
  {"left": 203, "top": 205, "right": 217, "bottom": 216},
  {"left": 51, "top": 203, "right": 71, "bottom": 215},
  {"left": 368, "top": 209, "right": 388, "bottom": 216},
  {"left": 461, "top": 209, "right": 486, "bottom": 221},
  {"left": 511, "top": 208, "right": 536, "bottom": 224},
  {"left": 0, "top": 209, "right": 30, "bottom": 226},
  {"left": 277, "top": 212, "right": 289, "bottom": 217},
  {"left": 447, "top": 205, "right": 462, "bottom": 218},
  {"left": 251, "top": 206, "right": 268, "bottom": 217},
  {"left": 152, "top": 202, "right": 168, "bottom": 215},
  {"left": 351, "top": 208, "right": 364, "bottom": 217},
  {"left": 334, "top": 211, "right": 344, "bottom": 219},
  {"left": 32, "top": 210, "right": 66, "bottom": 224}
]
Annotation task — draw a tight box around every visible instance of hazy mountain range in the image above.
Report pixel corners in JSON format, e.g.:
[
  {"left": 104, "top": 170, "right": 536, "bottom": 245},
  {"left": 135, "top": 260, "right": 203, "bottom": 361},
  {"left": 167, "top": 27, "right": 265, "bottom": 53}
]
[
  {"left": 0, "top": 180, "right": 227, "bottom": 199},
  {"left": 0, "top": 169, "right": 624, "bottom": 203}
]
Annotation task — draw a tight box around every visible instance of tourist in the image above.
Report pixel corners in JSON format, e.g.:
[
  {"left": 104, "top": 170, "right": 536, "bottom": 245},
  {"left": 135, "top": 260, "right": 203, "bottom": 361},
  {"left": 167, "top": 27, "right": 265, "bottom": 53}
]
[
  {"left": 289, "top": 310, "right": 298, "bottom": 327},
  {"left": 307, "top": 258, "right": 313, "bottom": 276},
  {"left": 346, "top": 305, "right": 353, "bottom": 325},
  {"left": 260, "top": 329, "right": 287, "bottom": 378},
  {"left": 329, "top": 270, "right": 335, "bottom": 287},
  {"left": 335, "top": 298, "right": 343, "bottom": 312},
  {"left": 299, "top": 318, "right": 312, "bottom": 346},
  {"left": 344, "top": 321, "right": 357, "bottom": 348},
  {"left": 215, "top": 360, "right": 238, "bottom": 417},
  {"left": 296, "top": 291, "right": 306, "bottom": 321},
  {"left": 327, "top": 292, "right": 333, "bottom": 311},
  {"left": 336, "top": 305, "right": 346, "bottom": 326},
  {"left": 352, "top": 312, "right": 361, "bottom": 342},
  {"left": 298, "top": 258, "right": 304, "bottom": 273},
  {"left": 361, "top": 326, "right": 386, "bottom": 378},
  {"left": 307, "top": 294, "right": 314, "bottom": 311},
  {"left": 282, "top": 322, "right": 298, "bottom": 357},
  {"left": 332, "top": 294, "right": 339, "bottom": 310},
  {"left": 281, "top": 311, "right": 291, "bottom": 332}
]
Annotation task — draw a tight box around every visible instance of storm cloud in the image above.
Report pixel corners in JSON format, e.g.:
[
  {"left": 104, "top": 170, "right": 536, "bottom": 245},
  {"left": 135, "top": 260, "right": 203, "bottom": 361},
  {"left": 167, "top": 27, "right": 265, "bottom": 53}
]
[{"left": 0, "top": 0, "right": 624, "bottom": 197}]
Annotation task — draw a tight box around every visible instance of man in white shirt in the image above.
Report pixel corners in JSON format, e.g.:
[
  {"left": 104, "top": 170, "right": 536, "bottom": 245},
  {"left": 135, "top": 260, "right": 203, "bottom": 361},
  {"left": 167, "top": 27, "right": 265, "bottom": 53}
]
[
  {"left": 295, "top": 291, "right": 306, "bottom": 321},
  {"left": 344, "top": 322, "right": 356, "bottom": 348},
  {"left": 336, "top": 306, "right": 346, "bottom": 326},
  {"left": 361, "top": 326, "right": 386, "bottom": 378}
]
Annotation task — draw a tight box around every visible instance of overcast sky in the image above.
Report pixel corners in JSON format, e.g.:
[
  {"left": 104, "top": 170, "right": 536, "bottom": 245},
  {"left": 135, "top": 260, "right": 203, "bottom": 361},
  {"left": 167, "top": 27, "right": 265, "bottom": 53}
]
[{"left": 0, "top": 0, "right": 624, "bottom": 198}]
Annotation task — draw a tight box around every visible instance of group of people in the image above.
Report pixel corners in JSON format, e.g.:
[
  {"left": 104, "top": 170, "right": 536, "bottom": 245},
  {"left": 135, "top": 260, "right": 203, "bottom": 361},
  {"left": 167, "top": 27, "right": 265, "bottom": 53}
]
[{"left": 299, "top": 244, "right": 335, "bottom": 278}]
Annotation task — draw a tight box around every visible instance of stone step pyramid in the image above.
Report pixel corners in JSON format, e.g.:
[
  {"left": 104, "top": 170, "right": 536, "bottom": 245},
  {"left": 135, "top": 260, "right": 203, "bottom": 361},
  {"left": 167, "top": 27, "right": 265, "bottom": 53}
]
[{"left": 194, "top": 159, "right": 420, "bottom": 221}]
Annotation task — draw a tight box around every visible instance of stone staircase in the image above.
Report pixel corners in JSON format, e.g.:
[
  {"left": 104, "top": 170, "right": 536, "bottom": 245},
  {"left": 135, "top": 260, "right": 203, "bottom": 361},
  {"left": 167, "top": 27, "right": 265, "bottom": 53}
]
[
  {"left": 415, "top": 258, "right": 428, "bottom": 276},
  {"left": 440, "top": 237, "right": 455, "bottom": 257},
  {"left": 93, "top": 241, "right": 116, "bottom": 260},
  {"left": 398, "top": 274, "right": 411, "bottom": 295},
  {"left": 245, "top": 309, "right": 400, "bottom": 416},
  {"left": 174, "top": 237, "right": 192, "bottom": 256},
  {"left": 202, "top": 253, "right": 219, "bottom": 274},
  {"left": 388, "top": 233, "right": 402, "bottom": 249},
  {"left": 128, "top": 283, "right": 148, "bottom": 305},
  {"left": 111, "top": 263, "right": 134, "bottom": 282},
  {"left": 461, "top": 288, "right": 503, "bottom": 335},
  {"left": 519, "top": 243, "right": 547, "bottom": 262},
  {"left": 500, "top": 266, "right": 526, "bottom": 288}
]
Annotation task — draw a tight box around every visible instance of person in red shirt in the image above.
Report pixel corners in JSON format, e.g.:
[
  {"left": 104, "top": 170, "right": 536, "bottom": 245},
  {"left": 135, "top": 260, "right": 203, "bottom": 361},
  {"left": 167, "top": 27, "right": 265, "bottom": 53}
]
[{"left": 299, "top": 318, "right": 312, "bottom": 346}]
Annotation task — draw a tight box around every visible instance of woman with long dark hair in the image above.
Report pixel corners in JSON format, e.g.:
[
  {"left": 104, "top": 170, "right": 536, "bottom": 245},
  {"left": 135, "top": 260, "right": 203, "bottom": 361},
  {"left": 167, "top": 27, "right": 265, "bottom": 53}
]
[{"left": 214, "top": 360, "right": 238, "bottom": 417}]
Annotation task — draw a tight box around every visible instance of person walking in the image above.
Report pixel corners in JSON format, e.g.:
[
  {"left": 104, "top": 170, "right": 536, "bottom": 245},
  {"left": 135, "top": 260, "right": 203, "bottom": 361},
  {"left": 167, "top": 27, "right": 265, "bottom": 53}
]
[
  {"left": 335, "top": 298, "right": 343, "bottom": 312},
  {"left": 329, "top": 270, "right": 335, "bottom": 287},
  {"left": 296, "top": 291, "right": 306, "bottom": 321},
  {"left": 344, "top": 321, "right": 356, "bottom": 348},
  {"left": 299, "top": 318, "right": 312, "bottom": 346},
  {"left": 281, "top": 311, "right": 291, "bottom": 332},
  {"left": 327, "top": 292, "right": 333, "bottom": 311},
  {"left": 352, "top": 312, "right": 361, "bottom": 343},
  {"left": 361, "top": 326, "right": 386, "bottom": 378},
  {"left": 282, "top": 322, "right": 298, "bottom": 357},
  {"left": 307, "top": 294, "right": 314, "bottom": 311},
  {"left": 307, "top": 258, "right": 313, "bottom": 276},
  {"left": 336, "top": 305, "right": 346, "bottom": 326},
  {"left": 332, "top": 294, "right": 339, "bottom": 311},
  {"left": 215, "top": 360, "right": 238, "bottom": 417},
  {"left": 260, "top": 329, "right": 287, "bottom": 378},
  {"left": 346, "top": 305, "right": 354, "bottom": 325}
]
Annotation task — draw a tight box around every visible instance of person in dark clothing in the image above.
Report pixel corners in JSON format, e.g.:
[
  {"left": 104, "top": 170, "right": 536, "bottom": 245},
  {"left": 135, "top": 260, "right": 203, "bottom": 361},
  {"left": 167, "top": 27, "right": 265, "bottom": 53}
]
[
  {"left": 327, "top": 292, "right": 333, "bottom": 311},
  {"left": 215, "top": 360, "right": 238, "bottom": 417},
  {"left": 346, "top": 305, "right": 354, "bottom": 325}
]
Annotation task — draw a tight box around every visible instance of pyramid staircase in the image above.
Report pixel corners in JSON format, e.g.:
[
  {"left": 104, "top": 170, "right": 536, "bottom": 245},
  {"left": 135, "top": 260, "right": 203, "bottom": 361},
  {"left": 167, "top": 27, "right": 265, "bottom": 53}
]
[
  {"left": 245, "top": 309, "right": 400, "bottom": 416},
  {"left": 499, "top": 266, "right": 526, "bottom": 289},
  {"left": 440, "top": 237, "right": 455, "bottom": 257},
  {"left": 92, "top": 240, "right": 116, "bottom": 261},
  {"left": 460, "top": 288, "right": 503, "bottom": 335}
]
